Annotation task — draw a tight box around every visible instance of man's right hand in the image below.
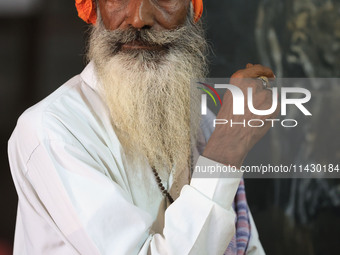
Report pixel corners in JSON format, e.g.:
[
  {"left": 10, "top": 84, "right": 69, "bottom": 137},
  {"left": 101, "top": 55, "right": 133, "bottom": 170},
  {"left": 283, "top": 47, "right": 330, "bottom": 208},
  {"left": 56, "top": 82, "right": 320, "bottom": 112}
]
[{"left": 202, "top": 64, "right": 280, "bottom": 168}]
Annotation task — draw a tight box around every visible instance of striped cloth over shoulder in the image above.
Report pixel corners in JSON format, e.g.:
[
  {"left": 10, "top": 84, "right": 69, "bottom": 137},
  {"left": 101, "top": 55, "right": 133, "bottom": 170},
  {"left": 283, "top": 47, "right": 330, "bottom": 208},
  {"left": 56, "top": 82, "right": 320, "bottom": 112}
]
[{"left": 224, "top": 178, "right": 251, "bottom": 255}]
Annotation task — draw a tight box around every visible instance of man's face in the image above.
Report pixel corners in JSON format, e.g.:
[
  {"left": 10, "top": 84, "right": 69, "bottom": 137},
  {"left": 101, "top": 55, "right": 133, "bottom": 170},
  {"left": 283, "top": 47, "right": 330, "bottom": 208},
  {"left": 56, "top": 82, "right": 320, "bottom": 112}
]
[{"left": 98, "top": 0, "right": 190, "bottom": 32}]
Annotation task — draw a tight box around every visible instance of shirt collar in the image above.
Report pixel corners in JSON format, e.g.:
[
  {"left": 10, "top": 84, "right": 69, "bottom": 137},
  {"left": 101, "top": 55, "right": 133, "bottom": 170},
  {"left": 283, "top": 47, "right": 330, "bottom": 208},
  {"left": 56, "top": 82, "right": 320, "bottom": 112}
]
[{"left": 80, "top": 61, "right": 99, "bottom": 92}]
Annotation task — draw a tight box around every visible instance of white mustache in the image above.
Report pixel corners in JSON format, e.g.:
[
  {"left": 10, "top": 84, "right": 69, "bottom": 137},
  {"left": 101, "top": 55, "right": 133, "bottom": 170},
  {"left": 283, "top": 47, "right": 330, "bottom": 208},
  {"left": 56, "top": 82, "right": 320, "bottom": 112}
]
[{"left": 90, "top": 17, "right": 208, "bottom": 59}]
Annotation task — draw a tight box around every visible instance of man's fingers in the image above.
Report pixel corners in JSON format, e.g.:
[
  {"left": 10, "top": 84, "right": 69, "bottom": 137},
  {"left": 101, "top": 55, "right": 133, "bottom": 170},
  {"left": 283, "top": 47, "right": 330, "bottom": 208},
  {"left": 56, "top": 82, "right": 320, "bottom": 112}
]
[
  {"left": 232, "top": 64, "right": 275, "bottom": 79},
  {"left": 252, "top": 64, "right": 275, "bottom": 78},
  {"left": 246, "top": 63, "right": 254, "bottom": 69}
]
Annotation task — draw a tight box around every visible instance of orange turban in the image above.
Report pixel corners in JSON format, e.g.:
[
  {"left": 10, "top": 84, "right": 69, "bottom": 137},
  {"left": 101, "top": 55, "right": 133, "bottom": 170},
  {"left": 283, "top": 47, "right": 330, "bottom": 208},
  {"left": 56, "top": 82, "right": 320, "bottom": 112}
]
[{"left": 75, "top": 0, "right": 203, "bottom": 25}]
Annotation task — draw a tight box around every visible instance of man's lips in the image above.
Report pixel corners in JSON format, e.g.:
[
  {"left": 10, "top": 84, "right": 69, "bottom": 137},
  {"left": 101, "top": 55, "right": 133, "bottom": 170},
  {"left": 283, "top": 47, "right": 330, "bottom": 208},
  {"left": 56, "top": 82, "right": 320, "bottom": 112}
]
[{"left": 121, "top": 41, "right": 165, "bottom": 51}]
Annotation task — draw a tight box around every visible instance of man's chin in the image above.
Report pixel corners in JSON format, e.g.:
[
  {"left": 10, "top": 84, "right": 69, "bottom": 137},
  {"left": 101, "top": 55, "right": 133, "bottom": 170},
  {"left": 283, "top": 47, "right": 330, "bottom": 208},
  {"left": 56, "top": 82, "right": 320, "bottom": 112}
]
[{"left": 117, "top": 48, "right": 170, "bottom": 67}]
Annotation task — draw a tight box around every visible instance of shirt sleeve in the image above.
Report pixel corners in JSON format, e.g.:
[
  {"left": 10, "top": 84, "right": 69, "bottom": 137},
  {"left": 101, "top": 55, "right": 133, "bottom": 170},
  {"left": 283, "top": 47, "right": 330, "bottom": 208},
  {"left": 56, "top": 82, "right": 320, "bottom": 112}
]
[
  {"left": 191, "top": 157, "right": 266, "bottom": 255},
  {"left": 190, "top": 156, "right": 243, "bottom": 210},
  {"left": 18, "top": 139, "right": 239, "bottom": 255}
]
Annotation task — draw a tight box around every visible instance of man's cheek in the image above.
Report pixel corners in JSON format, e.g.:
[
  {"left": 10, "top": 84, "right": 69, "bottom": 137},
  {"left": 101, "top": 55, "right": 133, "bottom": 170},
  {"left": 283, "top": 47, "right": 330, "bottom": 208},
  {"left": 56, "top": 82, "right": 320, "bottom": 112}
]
[
  {"left": 99, "top": 2, "right": 129, "bottom": 30},
  {"left": 151, "top": 1, "right": 189, "bottom": 29}
]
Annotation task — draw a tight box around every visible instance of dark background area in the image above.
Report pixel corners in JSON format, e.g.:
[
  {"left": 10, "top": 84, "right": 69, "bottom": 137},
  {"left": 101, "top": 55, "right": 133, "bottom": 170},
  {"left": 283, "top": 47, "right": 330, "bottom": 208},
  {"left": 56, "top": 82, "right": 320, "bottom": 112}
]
[{"left": 1, "top": 0, "right": 339, "bottom": 254}]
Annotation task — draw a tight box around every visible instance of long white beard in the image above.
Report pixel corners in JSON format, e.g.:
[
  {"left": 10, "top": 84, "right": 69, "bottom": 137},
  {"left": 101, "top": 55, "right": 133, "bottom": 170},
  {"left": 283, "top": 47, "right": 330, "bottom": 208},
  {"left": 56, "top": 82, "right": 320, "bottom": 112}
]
[{"left": 88, "top": 15, "right": 208, "bottom": 175}]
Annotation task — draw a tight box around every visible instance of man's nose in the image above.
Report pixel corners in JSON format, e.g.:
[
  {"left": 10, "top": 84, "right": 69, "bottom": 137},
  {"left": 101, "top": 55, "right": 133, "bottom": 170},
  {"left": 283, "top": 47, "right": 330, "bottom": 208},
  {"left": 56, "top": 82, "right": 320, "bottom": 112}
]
[{"left": 125, "top": 0, "right": 155, "bottom": 29}]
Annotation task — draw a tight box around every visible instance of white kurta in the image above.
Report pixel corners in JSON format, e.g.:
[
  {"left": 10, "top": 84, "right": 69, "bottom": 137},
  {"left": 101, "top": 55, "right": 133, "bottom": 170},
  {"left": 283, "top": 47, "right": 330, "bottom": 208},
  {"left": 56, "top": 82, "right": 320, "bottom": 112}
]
[{"left": 8, "top": 62, "right": 265, "bottom": 255}]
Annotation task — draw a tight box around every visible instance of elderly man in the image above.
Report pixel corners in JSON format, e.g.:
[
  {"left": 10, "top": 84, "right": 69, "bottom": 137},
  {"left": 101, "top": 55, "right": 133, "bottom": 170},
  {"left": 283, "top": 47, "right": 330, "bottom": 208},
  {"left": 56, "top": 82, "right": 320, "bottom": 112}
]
[{"left": 8, "top": 0, "right": 277, "bottom": 254}]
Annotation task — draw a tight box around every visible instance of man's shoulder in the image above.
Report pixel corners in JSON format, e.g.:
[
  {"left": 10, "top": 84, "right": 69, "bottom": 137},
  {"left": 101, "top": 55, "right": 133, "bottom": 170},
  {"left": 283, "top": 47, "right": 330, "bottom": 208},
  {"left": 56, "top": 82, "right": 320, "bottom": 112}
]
[
  {"left": 8, "top": 73, "right": 101, "bottom": 158},
  {"left": 14, "top": 75, "right": 81, "bottom": 130}
]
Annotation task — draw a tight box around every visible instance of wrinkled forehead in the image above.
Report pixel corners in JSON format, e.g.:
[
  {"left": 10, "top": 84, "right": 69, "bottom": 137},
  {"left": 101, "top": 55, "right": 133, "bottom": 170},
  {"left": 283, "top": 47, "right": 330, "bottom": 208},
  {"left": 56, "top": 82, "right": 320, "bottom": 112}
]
[{"left": 76, "top": 0, "right": 203, "bottom": 25}]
